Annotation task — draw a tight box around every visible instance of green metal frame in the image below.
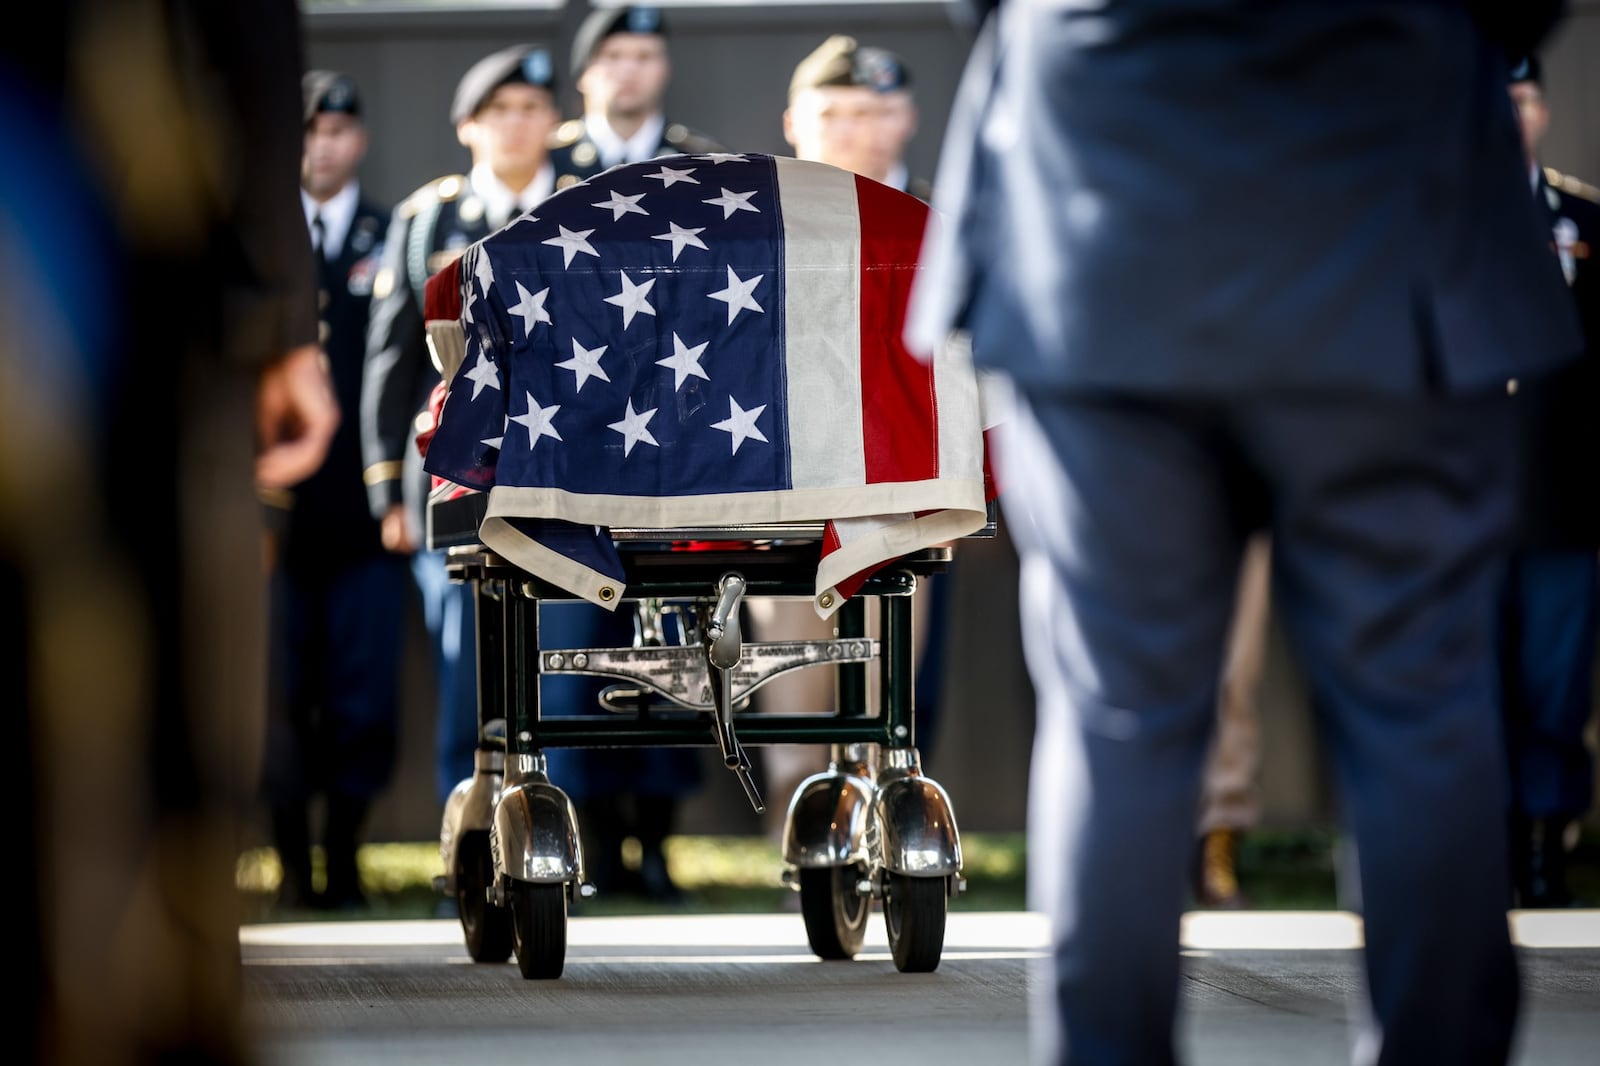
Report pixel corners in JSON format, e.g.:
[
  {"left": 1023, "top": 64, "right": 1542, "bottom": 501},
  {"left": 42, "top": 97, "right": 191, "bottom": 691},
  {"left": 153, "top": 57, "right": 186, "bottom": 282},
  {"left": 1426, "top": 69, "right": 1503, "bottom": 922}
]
[{"left": 449, "top": 543, "right": 936, "bottom": 765}]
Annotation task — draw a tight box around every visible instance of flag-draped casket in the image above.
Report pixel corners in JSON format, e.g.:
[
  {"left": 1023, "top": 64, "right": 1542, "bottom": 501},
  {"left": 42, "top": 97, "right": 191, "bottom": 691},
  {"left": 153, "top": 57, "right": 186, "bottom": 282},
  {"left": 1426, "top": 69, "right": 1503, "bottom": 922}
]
[{"left": 422, "top": 152, "right": 989, "bottom": 618}]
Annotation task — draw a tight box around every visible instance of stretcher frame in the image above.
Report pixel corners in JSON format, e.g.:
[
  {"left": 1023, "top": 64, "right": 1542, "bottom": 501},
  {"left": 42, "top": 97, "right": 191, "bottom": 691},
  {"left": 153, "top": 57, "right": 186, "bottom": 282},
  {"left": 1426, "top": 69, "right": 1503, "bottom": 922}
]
[{"left": 428, "top": 489, "right": 995, "bottom": 978}]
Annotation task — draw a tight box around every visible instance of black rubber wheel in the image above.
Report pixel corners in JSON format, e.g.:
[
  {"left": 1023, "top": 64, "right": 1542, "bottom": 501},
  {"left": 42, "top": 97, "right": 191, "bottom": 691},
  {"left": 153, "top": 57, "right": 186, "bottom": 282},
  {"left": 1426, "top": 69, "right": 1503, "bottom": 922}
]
[
  {"left": 798, "top": 864, "right": 870, "bottom": 960},
  {"left": 509, "top": 881, "right": 568, "bottom": 980},
  {"left": 884, "top": 873, "right": 948, "bottom": 973},
  {"left": 456, "top": 832, "right": 513, "bottom": 963}
]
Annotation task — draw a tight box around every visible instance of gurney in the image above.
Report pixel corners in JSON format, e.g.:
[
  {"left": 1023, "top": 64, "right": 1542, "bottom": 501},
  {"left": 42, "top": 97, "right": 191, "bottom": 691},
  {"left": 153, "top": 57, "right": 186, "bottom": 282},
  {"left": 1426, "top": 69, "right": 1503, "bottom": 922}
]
[{"left": 420, "top": 153, "right": 998, "bottom": 979}]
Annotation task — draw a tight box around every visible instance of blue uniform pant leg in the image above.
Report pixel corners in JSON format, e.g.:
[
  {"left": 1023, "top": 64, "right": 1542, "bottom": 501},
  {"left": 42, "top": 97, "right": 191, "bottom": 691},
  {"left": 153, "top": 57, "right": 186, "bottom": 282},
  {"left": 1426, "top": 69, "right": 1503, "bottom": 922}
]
[
  {"left": 263, "top": 565, "right": 314, "bottom": 805},
  {"left": 1000, "top": 394, "right": 1246, "bottom": 1066},
  {"left": 539, "top": 600, "right": 636, "bottom": 803},
  {"left": 414, "top": 549, "right": 480, "bottom": 805},
  {"left": 1245, "top": 395, "right": 1520, "bottom": 1066},
  {"left": 1502, "top": 549, "right": 1600, "bottom": 820},
  {"left": 322, "top": 553, "right": 410, "bottom": 800}
]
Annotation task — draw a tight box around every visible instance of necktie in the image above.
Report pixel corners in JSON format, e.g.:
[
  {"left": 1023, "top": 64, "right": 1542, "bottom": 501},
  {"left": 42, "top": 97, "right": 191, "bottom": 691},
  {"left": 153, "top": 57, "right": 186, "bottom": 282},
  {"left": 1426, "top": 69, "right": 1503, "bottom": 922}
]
[{"left": 311, "top": 212, "right": 326, "bottom": 260}]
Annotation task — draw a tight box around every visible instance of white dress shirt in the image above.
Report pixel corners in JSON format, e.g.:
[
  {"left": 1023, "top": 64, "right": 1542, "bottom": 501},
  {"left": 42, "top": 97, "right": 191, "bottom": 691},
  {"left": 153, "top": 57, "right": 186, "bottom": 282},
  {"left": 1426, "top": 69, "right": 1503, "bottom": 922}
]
[
  {"left": 302, "top": 181, "right": 360, "bottom": 259},
  {"left": 585, "top": 113, "right": 666, "bottom": 169},
  {"left": 470, "top": 161, "right": 555, "bottom": 229}
]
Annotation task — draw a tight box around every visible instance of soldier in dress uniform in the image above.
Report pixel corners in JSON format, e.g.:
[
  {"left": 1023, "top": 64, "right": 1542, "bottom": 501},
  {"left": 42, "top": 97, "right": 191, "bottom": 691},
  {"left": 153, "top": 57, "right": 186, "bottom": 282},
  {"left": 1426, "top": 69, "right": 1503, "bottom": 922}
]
[
  {"left": 361, "top": 44, "right": 576, "bottom": 817},
  {"left": 748, "top": 36, "right": 953, "bottom": 839},
  {"left": 535, "top": 2, "right": 721, "bottom": 904},
  {"left": 783, "top": 34, "right": 932, "bottom": 200},
  {"left": 1500, "top": 52, "right": 1600, "bottom": 908},
  {"left": 549, "top": 4, "right": 724, "bottom": 186},
  {"left": 261, "top": 71, "right": 408, "bottom": 911}
]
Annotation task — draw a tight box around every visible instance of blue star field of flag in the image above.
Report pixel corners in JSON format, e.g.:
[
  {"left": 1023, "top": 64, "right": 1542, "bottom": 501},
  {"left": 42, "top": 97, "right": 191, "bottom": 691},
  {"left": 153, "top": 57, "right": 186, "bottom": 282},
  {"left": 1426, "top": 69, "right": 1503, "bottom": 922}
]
[{"left": 424, "top": 153, "right": 804, "bottom": 501}]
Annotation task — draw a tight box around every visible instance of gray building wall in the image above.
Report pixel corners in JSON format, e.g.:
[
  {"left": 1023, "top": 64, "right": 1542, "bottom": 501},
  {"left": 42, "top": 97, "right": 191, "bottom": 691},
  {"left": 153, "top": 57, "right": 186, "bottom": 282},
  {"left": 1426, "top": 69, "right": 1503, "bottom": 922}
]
[{"left": 301, "top": 1, "right": 1600, "bottom": 844}]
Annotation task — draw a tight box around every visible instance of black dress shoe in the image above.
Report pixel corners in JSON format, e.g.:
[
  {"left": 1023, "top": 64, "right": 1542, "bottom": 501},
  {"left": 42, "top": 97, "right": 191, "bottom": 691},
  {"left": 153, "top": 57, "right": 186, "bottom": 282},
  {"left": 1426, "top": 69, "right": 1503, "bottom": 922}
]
[{"left": 1514, "top": 816, "right": 1576, "bottom": 909}]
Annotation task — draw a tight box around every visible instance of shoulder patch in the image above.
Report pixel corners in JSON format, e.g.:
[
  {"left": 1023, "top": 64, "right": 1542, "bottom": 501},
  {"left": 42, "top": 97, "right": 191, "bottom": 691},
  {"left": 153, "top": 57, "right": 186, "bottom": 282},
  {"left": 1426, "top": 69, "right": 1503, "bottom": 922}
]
[
  {"left": 400, "top": 174, "right": 467, "bottom": 218},
  {"left": 672, "top": 128, "right": 724, "bottom": 155},
  {"left": 1546, "top": 167, "right": 1600, "bottom": 204},
  {"left": 554, "top": 119, "right": 584, "bottom": 146}
]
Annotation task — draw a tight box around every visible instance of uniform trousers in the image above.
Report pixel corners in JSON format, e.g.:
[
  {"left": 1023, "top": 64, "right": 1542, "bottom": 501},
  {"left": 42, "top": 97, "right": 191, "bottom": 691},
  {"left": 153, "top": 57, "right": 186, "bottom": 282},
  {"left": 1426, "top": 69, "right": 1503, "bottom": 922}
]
[
  {"left": 1197, "top": 532, "right": 1270, "bottom": 835},
  {"left": 416, "top": 547, "right": 481, "bottom": 805},
  {"left": 1004, "top": 389, "right": 1520, "bottom": 1066},
  {"left": 1499, "top": 548, "right": 1599, "bottom": 821},
  {"left": 263, "top": 552, "right": 409, "bottom": 804}
]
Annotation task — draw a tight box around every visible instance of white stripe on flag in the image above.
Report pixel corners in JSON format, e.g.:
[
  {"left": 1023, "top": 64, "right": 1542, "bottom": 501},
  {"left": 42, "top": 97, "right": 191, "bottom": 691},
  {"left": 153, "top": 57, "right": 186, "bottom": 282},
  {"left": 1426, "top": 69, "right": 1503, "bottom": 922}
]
[{"left": 774, "top": 156, "right": 864, "bottom": 490}]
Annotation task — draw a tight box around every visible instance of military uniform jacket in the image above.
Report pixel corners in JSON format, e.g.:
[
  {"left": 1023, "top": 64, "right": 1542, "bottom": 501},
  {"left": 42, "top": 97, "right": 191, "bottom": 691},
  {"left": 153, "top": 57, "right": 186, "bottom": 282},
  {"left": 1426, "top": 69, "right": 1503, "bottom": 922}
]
[
  {"left": 362, "top": 169, "right": 578, "bottom": 538},
  {"left": 1517, "top": 166, "right": 1600, "bottom": 549},
  {"left": 284, "top": 198, "right": 390, "bottom": 569},
  {"left": 547, "top": 116, "right": 724, "bottom": 186}
]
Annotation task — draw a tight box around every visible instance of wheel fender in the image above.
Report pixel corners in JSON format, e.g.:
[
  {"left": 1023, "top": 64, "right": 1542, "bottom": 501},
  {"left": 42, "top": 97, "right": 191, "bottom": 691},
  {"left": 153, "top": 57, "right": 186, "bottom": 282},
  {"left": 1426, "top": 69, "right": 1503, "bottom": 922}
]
[
  {"left": 873, "top": 775, "right": 962, "bottom": 876},
  {"left": 782, "top": 771, "right": 874, "bottom": 867},
  {"left": 490, "top": 779, "right": 582, "bottom": 884},
  {"left": 438, "top": 771, "right": 500, "bottom": 894}
]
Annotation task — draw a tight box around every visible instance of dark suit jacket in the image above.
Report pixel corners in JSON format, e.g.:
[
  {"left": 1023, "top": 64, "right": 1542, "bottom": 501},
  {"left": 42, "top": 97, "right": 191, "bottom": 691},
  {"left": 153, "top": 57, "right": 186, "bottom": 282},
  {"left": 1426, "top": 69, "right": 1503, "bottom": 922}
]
[
  {"left": 282, "top": 197, "right": 391, "bottom": 569},
  {"left": 909, "top": 0, "right": 1582, "bottom": 398}
]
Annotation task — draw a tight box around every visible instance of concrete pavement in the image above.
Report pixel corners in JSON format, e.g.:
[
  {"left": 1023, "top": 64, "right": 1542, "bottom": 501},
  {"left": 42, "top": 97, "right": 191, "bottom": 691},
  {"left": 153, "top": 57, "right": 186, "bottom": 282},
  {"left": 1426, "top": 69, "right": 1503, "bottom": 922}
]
[{"left": 242, "top": 909, "right": 1600, "bottom": 1065}]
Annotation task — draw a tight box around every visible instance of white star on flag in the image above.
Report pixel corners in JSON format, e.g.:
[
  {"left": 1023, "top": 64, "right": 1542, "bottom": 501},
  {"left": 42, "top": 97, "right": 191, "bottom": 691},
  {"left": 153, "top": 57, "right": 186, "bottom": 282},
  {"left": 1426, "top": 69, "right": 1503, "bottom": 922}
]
[
  {"left": 656, "top": 333, "right": 710, "bottom": 390},
  {"left": 463, "top": 349, "right": 500, "bottom": 400},
  {"left": 543, "top": 225, "right": 600, "bottom": 267},
  {"left": 651, "top": 221, "right": 707, "bottom": 261},
  {"left": 482, "top": 415, "right": 508, "bottom": 451},
  {"left": 593, "top": 189, "right": 648, "bottom": 221},
  {"left": 607, "top": 399, "right": 659, "bottom": 457},
  {"left": 643, "top": 165, "right": 699, "bottom": 188},
  {"left": 604, "top": 271, "right": 657, "bottom": 328},
  {"left": 557, "top": 337, "right": 611, "bottom": 392},
  {"left": 708, "top": 265, "right": 764, "bottom": 324},
  {"left": 509, "top": 392, "right": 561, "bottom": 449},
  {"left": 700, "top": 153, "right": 748, "bottom": 164},
  {"left": 704, "top": 187, "right": 760, "bottom": 219},
  {"left": 473, "top": 248, "right": 494, "bottom": 294},
  {"left": 710, "top": 395, "right": 768, "bottom": 455},
  {"left": 510, "top": 281, "right": 551, "bottom": 337}
]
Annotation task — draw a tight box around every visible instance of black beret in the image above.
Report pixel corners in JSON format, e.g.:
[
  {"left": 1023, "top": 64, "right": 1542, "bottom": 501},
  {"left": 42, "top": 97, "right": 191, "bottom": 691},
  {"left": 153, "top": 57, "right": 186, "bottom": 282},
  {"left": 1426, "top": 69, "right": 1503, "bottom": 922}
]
[
  {"left": 570, "top": 5, "right": 667, "bottom": 77},
  {"left": 1508, "top": 53, "right": 1543, "bottom": 87},
  {"left": 789, "top": 35, "right": 912, "bottom": 102},
  {"left": 451, "top": 44, "right": 557, "bottom": 125},
  {"left": 303, "top": 69, "right": 361, "bottom": 125}
]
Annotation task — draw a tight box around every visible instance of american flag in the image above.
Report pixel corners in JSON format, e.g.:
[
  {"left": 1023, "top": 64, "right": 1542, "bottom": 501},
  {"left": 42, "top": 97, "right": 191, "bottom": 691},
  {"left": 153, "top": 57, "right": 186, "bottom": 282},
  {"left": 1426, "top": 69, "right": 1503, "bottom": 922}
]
[{"left": 423, "top": 152, "right": 990, "bottom": 616}]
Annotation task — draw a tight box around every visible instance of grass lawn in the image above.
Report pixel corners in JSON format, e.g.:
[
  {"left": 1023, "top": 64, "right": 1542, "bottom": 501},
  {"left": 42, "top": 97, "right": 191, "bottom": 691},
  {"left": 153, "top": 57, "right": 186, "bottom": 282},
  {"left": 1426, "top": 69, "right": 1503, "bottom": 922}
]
[{"left": 238, "top": 826, "right": 1600, "bottom": 923}]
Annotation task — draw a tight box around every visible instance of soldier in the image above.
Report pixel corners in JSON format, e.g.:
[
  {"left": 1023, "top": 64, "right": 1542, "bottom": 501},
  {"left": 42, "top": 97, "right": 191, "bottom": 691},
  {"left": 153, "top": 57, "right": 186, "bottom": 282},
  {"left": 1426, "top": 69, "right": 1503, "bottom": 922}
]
[
  {"left": 1501, "top": 52, "right": 1600, "bottom": 909},
  {"left": 783, "top": 34, "right": 932, "bottom": 199},
  {"left": 362, "top": 44, "right": 575, "bottom": 814},
  {"left": 550, "top": 4, "right": 723, "bottom": 185},
  {"left": 524, "top": 2, "right": 724, "bottom": 905},
  {"left": 258, "top": 70, "right": 408, "bottom": 912},
  {"left": 754, "top": 34, "right": 949, "bottom": 836}
]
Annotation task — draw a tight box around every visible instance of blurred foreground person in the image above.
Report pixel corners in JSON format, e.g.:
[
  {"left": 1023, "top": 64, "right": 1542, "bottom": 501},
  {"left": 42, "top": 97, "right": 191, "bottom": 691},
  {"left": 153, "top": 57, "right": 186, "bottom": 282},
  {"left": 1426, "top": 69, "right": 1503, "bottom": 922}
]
[
  {"left": 909, "top": 2, "right": 1579, "bottom": 1064},
  {"left": 1500, "top": 51, "right": 1600, "bottom": 909},
  {"left": 4, "top": 1, "right": 333, "bottom": 1063}
]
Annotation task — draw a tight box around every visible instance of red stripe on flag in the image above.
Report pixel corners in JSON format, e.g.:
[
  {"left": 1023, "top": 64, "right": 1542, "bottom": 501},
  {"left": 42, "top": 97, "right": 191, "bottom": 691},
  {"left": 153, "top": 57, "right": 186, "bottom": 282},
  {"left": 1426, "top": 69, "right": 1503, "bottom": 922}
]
[
  {"left": 425, "top": 254, "right": 464, "bottom": 322},
  {"left": 855, "top": 175, "right": 938, "bottom": 485}
]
